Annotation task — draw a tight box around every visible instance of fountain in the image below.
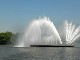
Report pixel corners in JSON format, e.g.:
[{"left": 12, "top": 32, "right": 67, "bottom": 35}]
[
  {"left": 65, "top": 21, "right": 80, "bottom": 45},
  {"left": 15, "top": 17, "right": 80, "bottom": 47}
]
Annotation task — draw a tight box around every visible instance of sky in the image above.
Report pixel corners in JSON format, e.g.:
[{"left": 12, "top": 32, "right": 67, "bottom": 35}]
[{"left": 0, "top": 0, "right": 80, "bottom": 33}]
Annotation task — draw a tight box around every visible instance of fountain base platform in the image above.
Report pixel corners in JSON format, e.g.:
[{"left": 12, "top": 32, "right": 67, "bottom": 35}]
[{"left": 30, "top": 45, "right": 74, "bottom": 47}]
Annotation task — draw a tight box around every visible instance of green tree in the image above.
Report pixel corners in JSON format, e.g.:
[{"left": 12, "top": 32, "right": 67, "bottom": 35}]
[{"left": 0, "top": 32, "right": 13, "bottom": 45}]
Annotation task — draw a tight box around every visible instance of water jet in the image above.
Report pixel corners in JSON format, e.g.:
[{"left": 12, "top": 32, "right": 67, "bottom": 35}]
[{"left": 15, "top": 17, "right": 80, "bottom": 47}]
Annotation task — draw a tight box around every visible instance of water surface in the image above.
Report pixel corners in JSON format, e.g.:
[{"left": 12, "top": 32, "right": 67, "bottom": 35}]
[{"left": 0, "top": 45, "right": 80, "bottom": 60}]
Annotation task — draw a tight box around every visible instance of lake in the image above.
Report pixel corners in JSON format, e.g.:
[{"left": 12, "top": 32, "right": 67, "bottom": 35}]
[{"left": 0, "top": 45, "right": 80, "bottom": 60}]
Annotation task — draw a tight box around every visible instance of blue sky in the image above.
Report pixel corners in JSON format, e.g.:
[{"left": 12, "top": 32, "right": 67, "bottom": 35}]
[{"left": 0, "top": 0, "right": 80, "bottom": 33}]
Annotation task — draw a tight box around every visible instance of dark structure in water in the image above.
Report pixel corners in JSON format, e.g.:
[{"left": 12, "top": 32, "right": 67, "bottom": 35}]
[{"left": 30, "top": 45, "right": 74, "bottom": 47}]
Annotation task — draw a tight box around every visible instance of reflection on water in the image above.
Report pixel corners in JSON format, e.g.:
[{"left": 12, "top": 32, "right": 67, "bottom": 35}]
[{"left": 0, "top": 45, "right": 80, "bottom": 60}]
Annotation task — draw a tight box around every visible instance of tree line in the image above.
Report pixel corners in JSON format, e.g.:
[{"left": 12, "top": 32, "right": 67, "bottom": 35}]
[{"left": 0, "top": 32, "right": 16, "bottom": 45}]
